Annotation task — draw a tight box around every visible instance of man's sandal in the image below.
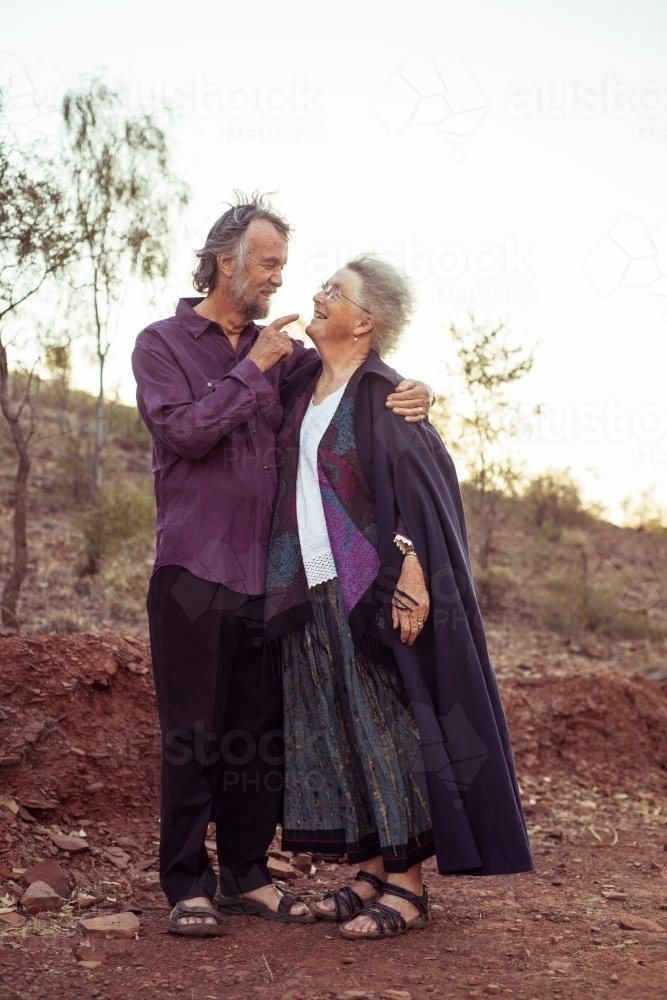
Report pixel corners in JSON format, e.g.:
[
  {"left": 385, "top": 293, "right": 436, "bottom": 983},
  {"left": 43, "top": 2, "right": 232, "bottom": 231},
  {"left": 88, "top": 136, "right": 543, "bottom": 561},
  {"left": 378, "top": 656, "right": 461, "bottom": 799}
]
[
  {"left": 217, "top": 891, "right": 317, "bottom": 924},
  {"left": 310, "top": 871, "right": 386, "bottom": 922},
  {"left": 168, "top": 899, "right": 225, "bottom": 937},
  {"left": 339, "top": 883, "right": 430, "bottom": 940}
]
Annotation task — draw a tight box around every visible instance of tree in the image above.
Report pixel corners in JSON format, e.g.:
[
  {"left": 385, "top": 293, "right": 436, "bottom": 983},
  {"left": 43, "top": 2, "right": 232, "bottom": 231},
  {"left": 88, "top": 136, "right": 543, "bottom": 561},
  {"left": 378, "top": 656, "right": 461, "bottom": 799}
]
[
  {"left": 622, "top": 488, "right": 667, "bottom": 536},
  {"left": 42, "top": 337, "right": 72, "bottom": 437},
  {"left": 61, "top": 80, "right": 189, "bottom": 515},
  {"left": 445, "top": 314, "right": 536, "bottom": 568},
  {"left": 0, "top": 92, "right": 77, "bottom": 631},
  {"left": 523, "top": 469, "right": 585, "bottom": 529}
]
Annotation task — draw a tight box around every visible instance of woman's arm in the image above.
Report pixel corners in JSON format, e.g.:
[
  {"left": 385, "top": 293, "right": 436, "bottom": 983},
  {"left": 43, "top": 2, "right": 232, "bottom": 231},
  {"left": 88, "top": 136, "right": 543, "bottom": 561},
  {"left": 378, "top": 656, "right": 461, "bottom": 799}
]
[{"left": 391, "top": 550, "right": 430, "bottom": 646}]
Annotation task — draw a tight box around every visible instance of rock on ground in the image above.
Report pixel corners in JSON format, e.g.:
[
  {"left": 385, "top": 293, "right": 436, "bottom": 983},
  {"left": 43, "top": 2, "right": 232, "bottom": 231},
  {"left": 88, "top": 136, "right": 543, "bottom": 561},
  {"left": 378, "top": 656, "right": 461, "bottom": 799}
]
[
  {"left": 20, "top": 880, "right": 64, "bottom": 914},
  {"left": 79, "top": 912, "right": 140, "bottom": 938},
  {"left": 22, "top": 860, "right": 69, "bottom": 899}
]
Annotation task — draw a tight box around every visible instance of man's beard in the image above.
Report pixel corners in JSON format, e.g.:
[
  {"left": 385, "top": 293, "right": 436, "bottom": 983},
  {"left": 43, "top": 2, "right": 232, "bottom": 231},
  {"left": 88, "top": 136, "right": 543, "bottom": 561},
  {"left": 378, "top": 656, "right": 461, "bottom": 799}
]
[{"left": 230, "top": 266, "right": 274, "bottom": 322}]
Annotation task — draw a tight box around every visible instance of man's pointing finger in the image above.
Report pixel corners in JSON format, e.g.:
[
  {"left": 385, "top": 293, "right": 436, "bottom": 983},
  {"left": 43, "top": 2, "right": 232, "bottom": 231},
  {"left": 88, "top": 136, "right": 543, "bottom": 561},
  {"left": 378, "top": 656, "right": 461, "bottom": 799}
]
[{"left": 272, "top": 313, "right": 300, "bottom": 329}]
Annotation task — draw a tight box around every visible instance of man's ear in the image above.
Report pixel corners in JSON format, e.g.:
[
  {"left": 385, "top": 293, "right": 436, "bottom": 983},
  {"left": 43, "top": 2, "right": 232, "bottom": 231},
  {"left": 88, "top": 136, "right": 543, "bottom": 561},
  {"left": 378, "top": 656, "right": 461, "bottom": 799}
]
[{"left": 217, "top": 253, "right": 237, "bottom": 279}]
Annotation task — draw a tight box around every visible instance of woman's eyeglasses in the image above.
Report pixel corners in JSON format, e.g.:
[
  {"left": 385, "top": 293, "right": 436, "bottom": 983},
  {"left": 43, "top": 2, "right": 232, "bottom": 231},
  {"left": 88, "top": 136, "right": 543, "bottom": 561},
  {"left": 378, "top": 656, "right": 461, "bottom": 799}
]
[{"left": 319, "top": 282, "right": 372, "bottom": 314}]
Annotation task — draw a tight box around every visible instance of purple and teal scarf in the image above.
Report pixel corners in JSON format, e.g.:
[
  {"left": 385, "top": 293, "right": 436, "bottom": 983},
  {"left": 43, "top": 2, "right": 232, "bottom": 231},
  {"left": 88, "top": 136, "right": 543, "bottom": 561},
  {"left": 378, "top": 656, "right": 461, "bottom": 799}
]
[{"left": 264, "top": 367, "right": 388, "bottom": 643}]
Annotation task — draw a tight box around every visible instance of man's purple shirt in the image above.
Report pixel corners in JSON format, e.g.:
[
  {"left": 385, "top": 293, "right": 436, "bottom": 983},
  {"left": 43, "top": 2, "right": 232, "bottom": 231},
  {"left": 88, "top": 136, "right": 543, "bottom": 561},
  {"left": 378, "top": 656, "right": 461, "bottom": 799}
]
[{"left": 132, "top": 297, "right": 317, "bottom": 595}]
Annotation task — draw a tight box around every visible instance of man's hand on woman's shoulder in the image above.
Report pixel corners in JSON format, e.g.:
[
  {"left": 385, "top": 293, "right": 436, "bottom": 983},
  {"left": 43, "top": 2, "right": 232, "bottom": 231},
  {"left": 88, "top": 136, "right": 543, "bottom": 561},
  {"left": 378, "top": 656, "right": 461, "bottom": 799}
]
[{"left": 385, "top": 379, "right": 434, "bottom": 423}]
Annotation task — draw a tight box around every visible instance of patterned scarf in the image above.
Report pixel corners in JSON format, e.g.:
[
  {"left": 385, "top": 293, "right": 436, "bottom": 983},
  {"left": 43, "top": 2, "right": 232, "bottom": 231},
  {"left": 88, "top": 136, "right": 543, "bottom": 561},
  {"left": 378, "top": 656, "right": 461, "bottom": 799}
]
[{"left": 265, "top": 367, "right": 386, "bottom": 642}]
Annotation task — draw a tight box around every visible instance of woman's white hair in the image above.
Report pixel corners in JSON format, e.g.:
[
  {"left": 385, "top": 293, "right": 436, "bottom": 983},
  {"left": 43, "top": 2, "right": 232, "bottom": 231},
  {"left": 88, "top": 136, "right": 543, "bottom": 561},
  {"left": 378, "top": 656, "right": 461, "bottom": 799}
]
[{"left": 345, "top": 252, "right": 417, "bottom": 357}]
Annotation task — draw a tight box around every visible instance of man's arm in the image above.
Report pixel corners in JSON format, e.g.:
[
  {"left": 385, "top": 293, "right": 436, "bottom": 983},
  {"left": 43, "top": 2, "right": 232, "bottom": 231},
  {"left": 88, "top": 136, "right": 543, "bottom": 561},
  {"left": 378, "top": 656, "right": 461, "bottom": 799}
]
[
  {"left": 132, "top": 339, "right": 278, "bottom": 461},
  {"left": 133, "top": 313, "right": 301, "bottom": 461},
  {"left": 386, "top": 379, "right": 434, "bottom": 422}
]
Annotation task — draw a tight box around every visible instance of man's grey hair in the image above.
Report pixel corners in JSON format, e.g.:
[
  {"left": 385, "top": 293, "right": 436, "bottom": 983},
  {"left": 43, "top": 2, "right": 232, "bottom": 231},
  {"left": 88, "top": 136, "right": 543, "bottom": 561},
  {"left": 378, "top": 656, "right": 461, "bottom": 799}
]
[
  {"left": 345, "top": 253, "right": 417, "bottom": 357},
  {"left": 193, "top": 191, "right": 292, "bottom": 294}
]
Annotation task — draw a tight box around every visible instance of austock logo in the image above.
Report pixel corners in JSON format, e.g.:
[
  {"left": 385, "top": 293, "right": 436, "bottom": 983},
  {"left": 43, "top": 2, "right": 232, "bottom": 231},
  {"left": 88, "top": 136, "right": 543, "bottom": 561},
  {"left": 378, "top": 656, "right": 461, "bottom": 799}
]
[
  {"left": 305, "top": 234, "right": 537, "bottom": 309},
  {"left": 583, "top": 214, "right": 667, "bottom": 316},
  {"left": 128, "top": 73, "right": 326, "bottom": 146},
  {"left": 507, "top": 75, "right": 667, "bottom": 121},
  {"left": 373, "top": 52, "right": 488, "bottom": 149},
  {"left": 0, "top": 51, "right": 66, "bottom": 137}
]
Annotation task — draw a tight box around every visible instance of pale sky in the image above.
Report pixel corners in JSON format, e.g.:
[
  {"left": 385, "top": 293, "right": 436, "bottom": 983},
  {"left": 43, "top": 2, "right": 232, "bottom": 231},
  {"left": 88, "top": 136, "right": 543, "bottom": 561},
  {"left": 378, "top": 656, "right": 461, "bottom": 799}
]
[{"left": 2, "top": 0, "right": 667, "bottom": 521}]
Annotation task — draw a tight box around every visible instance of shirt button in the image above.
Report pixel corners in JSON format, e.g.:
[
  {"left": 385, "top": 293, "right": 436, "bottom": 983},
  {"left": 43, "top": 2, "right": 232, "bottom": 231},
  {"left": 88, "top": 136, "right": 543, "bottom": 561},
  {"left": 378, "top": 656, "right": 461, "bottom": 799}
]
[
  {"left": 252, "top": 429, "right": 257, "bottom": 434},
  {"left": 263, "top": 465, "right": 268, "bottom": 470},
  {"left": 207, "top": 382, "right": 212, "bottom": 387}
]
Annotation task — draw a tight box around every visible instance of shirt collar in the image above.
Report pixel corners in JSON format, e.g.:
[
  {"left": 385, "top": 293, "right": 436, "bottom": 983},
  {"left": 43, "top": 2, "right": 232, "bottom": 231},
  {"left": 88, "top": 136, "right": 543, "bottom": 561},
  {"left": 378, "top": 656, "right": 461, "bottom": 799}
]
[
  {"left": 176, "top": 297, "right": 258, "bottom": 345},
  {"left": 176, "top": 297, "right": 210, "bottom": 338}
]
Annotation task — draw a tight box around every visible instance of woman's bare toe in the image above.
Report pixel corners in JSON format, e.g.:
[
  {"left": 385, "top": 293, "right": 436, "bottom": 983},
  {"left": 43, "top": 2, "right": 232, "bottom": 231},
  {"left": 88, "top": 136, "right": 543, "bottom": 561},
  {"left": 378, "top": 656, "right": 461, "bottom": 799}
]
[{"left": 342, "top": 913, "right": 376, "bottom": 934}]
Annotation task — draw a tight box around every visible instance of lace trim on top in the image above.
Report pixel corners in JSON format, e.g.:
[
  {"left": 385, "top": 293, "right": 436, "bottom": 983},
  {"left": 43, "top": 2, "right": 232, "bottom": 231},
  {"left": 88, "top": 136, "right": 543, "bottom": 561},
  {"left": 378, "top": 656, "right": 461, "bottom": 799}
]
[
  {"left": 303, "top": 550, "right": 338, "bottom": 589},
  {"left": 394, "top": 533, "right": 414, "bottom": 554}
]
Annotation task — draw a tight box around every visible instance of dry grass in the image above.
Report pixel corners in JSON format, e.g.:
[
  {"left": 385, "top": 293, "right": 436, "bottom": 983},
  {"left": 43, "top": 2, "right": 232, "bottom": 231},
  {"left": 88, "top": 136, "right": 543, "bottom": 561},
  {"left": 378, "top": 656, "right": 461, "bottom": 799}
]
[{"left": 462, "top": 480, "right": 667, "bottom": 650}]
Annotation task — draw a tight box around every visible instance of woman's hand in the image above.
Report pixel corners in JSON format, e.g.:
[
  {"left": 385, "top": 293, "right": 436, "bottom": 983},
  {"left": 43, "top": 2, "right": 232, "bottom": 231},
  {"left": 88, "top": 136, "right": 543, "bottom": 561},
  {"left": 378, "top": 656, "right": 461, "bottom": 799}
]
[{"left": 392, "top": 553, "right": 430, "bottom": 645}]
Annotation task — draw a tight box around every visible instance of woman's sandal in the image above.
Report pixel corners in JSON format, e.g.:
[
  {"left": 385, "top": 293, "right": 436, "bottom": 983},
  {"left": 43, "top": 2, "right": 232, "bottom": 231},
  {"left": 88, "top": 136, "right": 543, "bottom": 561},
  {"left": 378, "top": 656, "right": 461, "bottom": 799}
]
[
  {"left": 168, "top": 899, "right": 225, "bottom": 937},
  {"left": 310, "top": 871, "right": 386, "bottom": 922},
  {"left": 217, "top": 890, "right": 317, "bottom": 924},
  {"left": 339, "top": 883, "right": 430, "bottom": 940}
]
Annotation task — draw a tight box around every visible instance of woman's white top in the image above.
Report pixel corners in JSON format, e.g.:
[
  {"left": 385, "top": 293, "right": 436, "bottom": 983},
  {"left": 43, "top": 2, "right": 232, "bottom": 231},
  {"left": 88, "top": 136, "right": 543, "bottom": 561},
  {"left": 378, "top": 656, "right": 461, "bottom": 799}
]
[{"left": 296, "top": 383, "right": 347, "bottom": 588}]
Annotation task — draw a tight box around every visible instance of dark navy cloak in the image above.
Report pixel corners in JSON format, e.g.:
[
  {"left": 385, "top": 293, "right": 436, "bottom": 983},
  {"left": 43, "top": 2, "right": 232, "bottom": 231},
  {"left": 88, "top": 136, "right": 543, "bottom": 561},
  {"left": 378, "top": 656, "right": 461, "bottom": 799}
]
[{"left": 276, "top": 350, "right": 534, "bottom": 877}]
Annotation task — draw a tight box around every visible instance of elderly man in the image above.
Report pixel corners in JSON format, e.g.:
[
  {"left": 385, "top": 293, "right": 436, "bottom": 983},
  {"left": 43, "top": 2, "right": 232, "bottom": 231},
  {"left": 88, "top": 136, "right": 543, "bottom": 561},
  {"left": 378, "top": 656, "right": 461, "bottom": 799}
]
[{"left": 132, "top": 193, "right": 432, "bottom": 935}]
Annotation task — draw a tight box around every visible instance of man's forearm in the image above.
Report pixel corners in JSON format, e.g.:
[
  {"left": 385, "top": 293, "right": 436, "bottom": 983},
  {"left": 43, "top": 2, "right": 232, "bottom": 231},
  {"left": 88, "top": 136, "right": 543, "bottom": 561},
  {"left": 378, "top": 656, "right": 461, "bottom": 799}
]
[{"left": 133, "top": 350, "right": 277, "bottom": 460}]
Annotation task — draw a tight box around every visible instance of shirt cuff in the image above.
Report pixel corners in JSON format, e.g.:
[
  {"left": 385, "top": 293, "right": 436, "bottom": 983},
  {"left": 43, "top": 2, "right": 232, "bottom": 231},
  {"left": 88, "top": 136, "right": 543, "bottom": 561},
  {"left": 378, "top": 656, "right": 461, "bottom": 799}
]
[
  {"left": 394, "top": 533, "right": 414, "bottom": 555},
  {"left": 230, "top": 357, "right": 278, "bottom": 411}
]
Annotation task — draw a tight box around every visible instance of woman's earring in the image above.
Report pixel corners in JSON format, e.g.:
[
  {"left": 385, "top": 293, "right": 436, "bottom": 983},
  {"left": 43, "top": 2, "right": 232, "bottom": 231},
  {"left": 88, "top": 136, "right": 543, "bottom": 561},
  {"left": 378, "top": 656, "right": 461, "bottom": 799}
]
[{"left": 353, "top": 335, "right": 358, "bottom": 342}]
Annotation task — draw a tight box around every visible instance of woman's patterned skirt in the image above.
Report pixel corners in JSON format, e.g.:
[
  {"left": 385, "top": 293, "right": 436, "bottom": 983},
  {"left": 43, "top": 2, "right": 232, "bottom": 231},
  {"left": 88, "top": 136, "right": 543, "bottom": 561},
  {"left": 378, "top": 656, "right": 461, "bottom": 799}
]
[{"left": 281, "top": 577, "right": 434, "bottom": 872}]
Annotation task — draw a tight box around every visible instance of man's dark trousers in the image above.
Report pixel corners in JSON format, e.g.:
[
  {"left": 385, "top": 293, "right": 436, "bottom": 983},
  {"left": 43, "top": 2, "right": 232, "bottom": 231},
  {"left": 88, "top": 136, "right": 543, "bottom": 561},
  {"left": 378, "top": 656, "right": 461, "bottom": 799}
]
[{"left": 147, "top": 564, "right": 283, "bottom": 906}]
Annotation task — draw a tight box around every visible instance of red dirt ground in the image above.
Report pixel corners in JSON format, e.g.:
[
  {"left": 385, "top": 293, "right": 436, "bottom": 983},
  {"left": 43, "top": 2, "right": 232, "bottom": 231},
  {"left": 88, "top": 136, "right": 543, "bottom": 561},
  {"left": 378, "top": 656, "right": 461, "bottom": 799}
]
[{"left": 1, "top": 628, "right": 667, "bottom": 1000}]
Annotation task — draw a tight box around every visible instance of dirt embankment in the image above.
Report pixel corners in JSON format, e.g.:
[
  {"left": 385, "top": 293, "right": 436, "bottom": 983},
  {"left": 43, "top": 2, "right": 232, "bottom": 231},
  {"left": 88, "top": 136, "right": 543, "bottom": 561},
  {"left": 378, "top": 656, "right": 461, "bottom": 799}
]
[
  {"left": 2, "top": 634, "right": 667, "bottom": 1000},
  {"left": 507, "top": 670, "right": 667, "bottom": 796},
  {"left": 2, "top": 633, "right": 666, "bottom": 830},
  {"left": 0, "top": 634, "right": 159, "bottom": 826}
]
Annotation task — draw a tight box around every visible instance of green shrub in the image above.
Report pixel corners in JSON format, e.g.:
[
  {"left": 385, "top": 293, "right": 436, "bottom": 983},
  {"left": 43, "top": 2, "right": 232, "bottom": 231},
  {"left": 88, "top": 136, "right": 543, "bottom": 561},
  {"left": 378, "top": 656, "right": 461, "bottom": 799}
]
[
  {"left": 474, "top": 565, "right": 520, "bottom": 610},
  {"left": 55, "top": 430, "right": 95, "bottom": 505},
  {"left": 537, "top": 570, "right": 664, "bottom": 639},
  {"left": 622, "top": 490, "right": 667, "bottom": 536},
  {"left": 522, "top": 470, "right": 586, "bottom": 529},
  {"left": 607, "top": 611, "right": 665, "bottom": 640},
  {"left": 537, "top": 571, "right": 589, "bottom": 632},
  {"left": 47, "top": 609, "right": 85, "bottom": 634},
  {"left": 80, "top": 482, "right": 155, "bottom": 574}
]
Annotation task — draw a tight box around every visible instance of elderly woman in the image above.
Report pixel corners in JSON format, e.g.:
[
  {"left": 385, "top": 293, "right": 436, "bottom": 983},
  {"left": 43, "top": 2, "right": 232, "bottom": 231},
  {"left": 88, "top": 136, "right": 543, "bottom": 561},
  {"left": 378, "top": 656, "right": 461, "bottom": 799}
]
[{"left": 263, "top": 254, "right": 532, "bottom": 940}]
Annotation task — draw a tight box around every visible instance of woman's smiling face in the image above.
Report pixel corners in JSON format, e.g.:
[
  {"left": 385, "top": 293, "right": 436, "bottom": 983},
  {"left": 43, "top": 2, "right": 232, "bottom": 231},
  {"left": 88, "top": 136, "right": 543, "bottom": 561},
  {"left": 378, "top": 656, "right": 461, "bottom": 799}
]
[{"left": 306, "top": 267, "right": 371, "bottom": 344}]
